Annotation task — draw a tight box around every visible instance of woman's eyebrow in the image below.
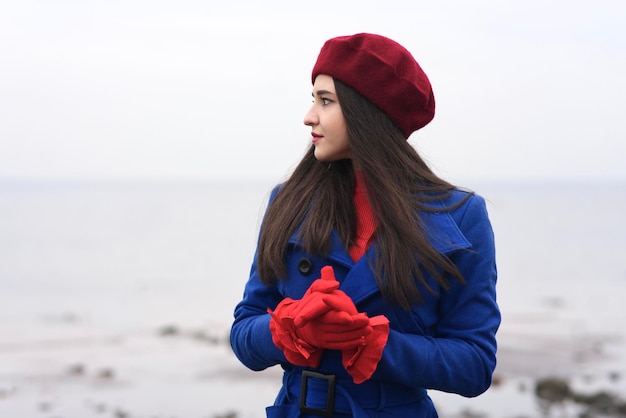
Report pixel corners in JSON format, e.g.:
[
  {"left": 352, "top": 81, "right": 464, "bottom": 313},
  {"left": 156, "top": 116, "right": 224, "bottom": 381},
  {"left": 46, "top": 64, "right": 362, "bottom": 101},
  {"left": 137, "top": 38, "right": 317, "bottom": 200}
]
[{"left": 312, "top": 89, "right": 336, "bottom": 97}]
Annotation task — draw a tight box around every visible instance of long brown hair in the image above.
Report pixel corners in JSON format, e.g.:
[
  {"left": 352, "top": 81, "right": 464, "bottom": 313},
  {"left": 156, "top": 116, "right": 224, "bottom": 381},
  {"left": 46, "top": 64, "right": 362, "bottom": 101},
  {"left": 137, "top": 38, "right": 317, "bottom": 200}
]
[{"left": 257, "top": 79, "right": 469, "bottom": 309}]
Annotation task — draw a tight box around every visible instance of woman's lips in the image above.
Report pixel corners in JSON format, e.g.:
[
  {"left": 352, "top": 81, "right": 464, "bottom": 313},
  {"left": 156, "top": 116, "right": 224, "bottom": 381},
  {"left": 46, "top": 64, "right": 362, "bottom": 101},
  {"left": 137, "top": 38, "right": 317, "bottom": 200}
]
[{"left": 311, "top": 132, "right": 323, "bottom": 143}]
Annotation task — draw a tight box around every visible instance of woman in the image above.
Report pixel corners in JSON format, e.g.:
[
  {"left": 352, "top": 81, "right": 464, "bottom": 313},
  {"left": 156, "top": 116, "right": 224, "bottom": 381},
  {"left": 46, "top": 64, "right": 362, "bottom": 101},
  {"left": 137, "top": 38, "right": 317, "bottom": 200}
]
[{"left": 230, "top": 33, "right": 500, "bottom": 417}]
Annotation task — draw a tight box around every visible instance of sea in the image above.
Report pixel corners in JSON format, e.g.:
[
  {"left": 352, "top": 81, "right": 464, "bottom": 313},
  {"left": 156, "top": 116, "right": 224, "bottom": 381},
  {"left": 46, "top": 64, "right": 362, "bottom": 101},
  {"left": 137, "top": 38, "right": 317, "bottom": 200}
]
[{"left": 0, "top": 179, "right": 625, "bottom": 417}]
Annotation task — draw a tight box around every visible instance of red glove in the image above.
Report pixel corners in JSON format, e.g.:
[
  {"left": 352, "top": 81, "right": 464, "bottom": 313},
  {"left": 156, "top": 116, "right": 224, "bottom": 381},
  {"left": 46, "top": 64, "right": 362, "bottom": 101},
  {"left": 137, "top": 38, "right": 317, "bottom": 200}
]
[
  {"left": 295, "top": 308, "right": 372, "bottom": 350},
  {"left": 289, "top": 266, "right": 344, "bottom": 326},
  {"left": 268, "top": 265, "right": 364, "bottom": 364},
  {"left": 341, "top": 315, "right": 390, "bottom": 384},
  {"left": 268, "top": 297, "right": 323, "bottom": 367},
  {"left": 290, "top": 266, "right": 373, "bottom": 350},
  {"left": 268, "top": 265, "right": 389, "bottom": 377}
]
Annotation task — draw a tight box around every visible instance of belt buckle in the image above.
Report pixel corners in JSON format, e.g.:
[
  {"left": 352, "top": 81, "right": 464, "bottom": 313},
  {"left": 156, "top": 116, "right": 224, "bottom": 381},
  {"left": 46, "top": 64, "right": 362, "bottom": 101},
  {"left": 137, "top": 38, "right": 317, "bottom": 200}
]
[{"left": 299, "top": 370, "right": 336, "bottom": 417}]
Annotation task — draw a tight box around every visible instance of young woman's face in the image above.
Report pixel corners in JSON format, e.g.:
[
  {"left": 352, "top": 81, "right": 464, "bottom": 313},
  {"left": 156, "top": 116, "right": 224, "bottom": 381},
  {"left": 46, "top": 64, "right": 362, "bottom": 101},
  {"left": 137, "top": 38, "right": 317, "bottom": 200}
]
[{"left": 303, "top": 74, "right": 351, "bottom": 162}]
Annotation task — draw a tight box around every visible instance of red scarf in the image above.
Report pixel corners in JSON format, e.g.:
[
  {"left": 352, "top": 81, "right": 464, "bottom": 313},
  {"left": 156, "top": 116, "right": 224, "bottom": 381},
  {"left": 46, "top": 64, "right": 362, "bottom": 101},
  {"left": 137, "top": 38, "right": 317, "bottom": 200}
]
[{"left": 349, "top": 171, "right": 378, "bottom": 262}]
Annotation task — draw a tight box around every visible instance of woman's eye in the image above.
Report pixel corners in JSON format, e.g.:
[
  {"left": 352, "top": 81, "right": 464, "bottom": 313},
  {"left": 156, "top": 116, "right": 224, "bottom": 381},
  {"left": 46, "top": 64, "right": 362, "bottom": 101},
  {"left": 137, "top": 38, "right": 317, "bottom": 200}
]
[{"left": 311, "top": 97, "right": 332, "bottom": 105}]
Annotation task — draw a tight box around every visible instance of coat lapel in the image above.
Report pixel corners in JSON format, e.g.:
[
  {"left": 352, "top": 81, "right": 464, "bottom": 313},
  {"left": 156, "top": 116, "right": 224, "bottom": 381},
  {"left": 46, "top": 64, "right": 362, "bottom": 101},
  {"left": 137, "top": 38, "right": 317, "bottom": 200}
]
[
  {"left": 421, "top": 209, "right": 471, "bottom": 254},
  {"left": 339, "top": 246, "right": 381, "bottom": 304}
]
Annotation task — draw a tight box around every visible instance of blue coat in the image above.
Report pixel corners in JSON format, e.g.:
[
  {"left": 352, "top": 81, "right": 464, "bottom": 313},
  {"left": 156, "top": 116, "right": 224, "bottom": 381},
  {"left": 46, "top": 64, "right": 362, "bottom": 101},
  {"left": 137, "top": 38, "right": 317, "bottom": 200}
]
[{"left": 230, "top": 188, "right": 500, "bottom": 417}]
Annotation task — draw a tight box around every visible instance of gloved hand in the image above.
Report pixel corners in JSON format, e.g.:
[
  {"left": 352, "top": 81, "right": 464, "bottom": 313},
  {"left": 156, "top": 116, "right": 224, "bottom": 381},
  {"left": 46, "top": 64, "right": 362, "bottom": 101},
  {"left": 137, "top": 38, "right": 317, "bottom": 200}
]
[
  {"left": 290, "top": 266, "right": 373, "bottom": 350},
  {"left": 342, "top": 314, "right": 390, "bottom": 384},
  {"left": 295, "top": 308, "right": 373, "bottom": 350},
  {"left": 268, "top": 265, "right": 368, "bottom": 365},
  {"left": 268, "top": 297, "right": 323, "bottom": 367},
  {"left": 289, "top": 265, "right": 345, "bottom": 326},
  {"left": 300, "top": 266, "right": 389, "bottom": 383},
  {"left": 268, "top": 265, "right": 389, "bottom": 379}
]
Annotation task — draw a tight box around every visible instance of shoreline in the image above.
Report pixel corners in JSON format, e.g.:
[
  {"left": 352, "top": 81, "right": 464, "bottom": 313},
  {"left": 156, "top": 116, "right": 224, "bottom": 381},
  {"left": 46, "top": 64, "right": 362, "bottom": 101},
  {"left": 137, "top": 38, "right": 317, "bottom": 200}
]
[{"left": 1, "top": 321, "right": 624, "bottom": 418}]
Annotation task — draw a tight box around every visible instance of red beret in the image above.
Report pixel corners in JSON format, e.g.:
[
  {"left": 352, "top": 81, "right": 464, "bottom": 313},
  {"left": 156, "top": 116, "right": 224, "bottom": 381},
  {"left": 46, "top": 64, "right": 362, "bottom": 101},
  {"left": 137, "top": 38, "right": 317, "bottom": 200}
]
[{"left": 312, "top": 33, "right": 435, "bottom": 138}]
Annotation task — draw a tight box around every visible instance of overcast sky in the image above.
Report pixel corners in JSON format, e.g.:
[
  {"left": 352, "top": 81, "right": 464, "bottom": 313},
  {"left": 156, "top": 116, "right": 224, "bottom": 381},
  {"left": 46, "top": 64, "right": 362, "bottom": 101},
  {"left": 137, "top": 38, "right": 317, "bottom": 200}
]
[{"left": 1, "top": 0, "right": 625, "bottom": 184}]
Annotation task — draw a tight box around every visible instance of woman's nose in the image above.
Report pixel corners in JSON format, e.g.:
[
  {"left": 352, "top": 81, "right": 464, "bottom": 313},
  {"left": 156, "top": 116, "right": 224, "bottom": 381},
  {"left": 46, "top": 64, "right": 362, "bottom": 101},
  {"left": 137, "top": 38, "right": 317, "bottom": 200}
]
[{"left": 303, "top": 105, "right": 318, "bottom": 126}]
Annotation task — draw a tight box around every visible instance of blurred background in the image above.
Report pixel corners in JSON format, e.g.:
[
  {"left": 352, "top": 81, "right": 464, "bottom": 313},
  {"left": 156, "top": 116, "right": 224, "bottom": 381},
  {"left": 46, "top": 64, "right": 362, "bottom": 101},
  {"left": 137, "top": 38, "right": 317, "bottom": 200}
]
[{"left": 1, "top": 1, "right": 625, "bottom": 417}]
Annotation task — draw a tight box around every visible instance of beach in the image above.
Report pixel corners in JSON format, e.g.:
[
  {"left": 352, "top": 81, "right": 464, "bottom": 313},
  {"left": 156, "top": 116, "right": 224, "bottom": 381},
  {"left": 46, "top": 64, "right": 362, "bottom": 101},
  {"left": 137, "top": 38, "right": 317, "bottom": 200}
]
[{"left": 1, "top": 180, "right": 625, "bottom": 417}]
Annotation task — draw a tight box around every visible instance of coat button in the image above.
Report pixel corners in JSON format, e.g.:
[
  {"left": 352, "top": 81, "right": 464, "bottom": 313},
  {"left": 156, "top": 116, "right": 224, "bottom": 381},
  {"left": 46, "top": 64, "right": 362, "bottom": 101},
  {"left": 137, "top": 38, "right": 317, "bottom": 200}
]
[{"left": 297, "top": 258, "right": 313, "bottom": 275}]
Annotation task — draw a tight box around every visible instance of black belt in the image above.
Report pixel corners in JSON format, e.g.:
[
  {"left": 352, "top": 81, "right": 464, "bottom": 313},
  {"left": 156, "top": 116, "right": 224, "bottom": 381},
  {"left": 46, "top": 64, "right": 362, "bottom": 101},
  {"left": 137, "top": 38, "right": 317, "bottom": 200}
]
[
  {"left": 300, "top": 370, "right": 335, "bottom": 416},
  {"left": 293, "top": 369, "right": 427, "bottom": 416}
]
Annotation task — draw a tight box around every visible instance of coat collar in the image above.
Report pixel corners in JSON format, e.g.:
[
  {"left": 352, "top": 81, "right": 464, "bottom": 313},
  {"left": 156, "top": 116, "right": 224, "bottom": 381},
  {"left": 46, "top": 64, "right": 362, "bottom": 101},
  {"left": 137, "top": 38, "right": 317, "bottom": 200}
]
[{"left": 421, "top": 208, "right": 471, "bottom": 254}]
